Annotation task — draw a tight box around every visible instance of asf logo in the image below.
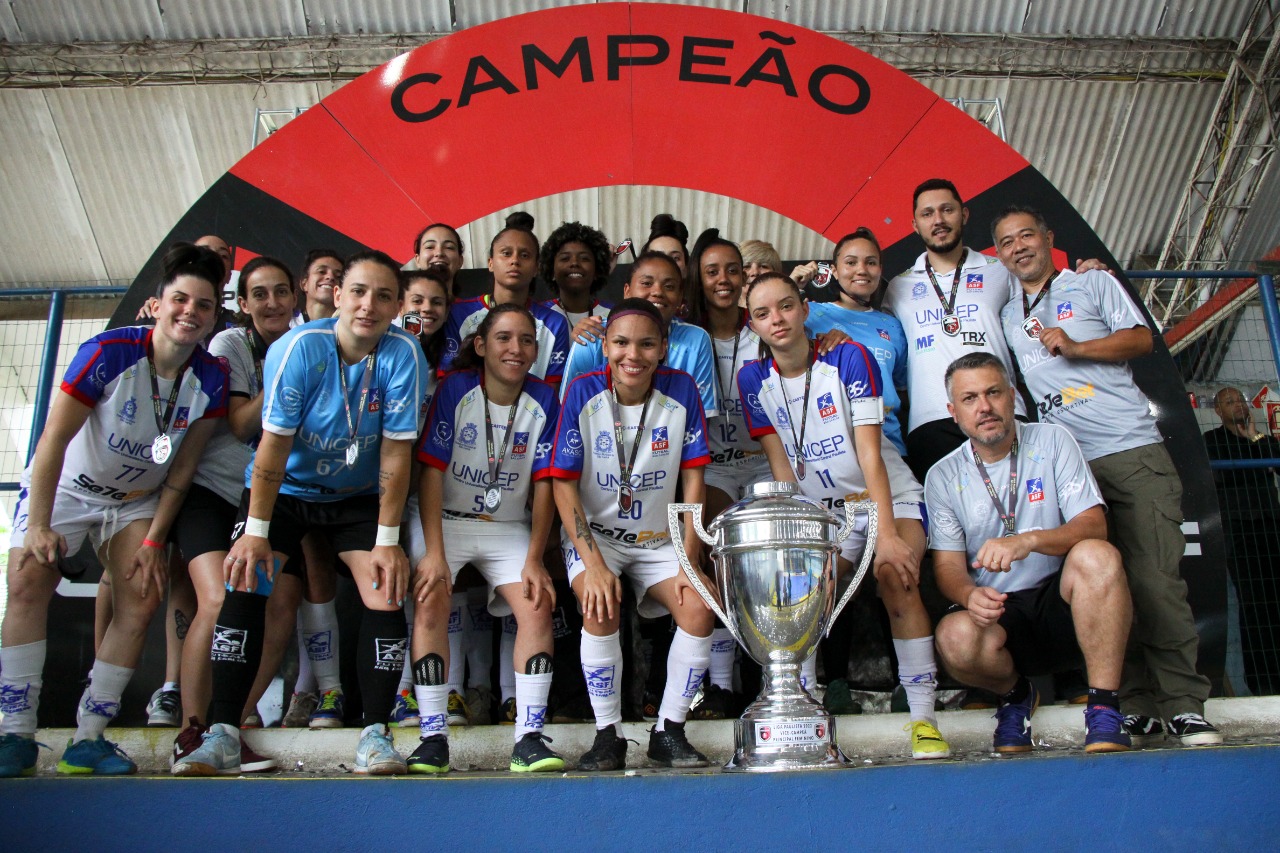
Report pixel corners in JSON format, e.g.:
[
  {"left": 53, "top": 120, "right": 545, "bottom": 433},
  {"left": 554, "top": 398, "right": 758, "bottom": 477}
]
[
  {"left": 584, "top": 664, "right": 616, "bottom": 697},
  {"left": 817, "top": 392, "right": 837, "bottom": 421},
  {"left": 172, "top": 407, "right": 190, "bottom": 431},
  {"left": 1027, "top": 477, "right": 1045, "bottom": 503},
  {"left": 1057, "top": 302, "right": 1073, "bottom": 321},
  {"left": 305, "top": 630, "right": 334, "bottom": 661},
  {"left": 651, "top": 426, "right": 669, "bottom": 451},
  {"left": 211, "top": 626, "right": 248, "bottom": 662},
  {"left": 375, "top": 638, "right": 407, "bottom": 671},
  {"left": 966, "top": 273, "right": 983, "bottom": 290},
  {"left": 367, "top": 388, "right": 381, "bottom": 413},
  {"left": 512, "top": 431, "right": 529, "bottom": 455},
  {"left": 0, "top": 683, "right": 32, "bottom": 715}
]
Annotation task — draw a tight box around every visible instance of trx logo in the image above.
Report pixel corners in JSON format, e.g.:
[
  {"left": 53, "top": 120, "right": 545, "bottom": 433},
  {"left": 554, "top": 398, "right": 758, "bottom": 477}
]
[
  {"left": 960, "top": 331, "right": 988, "bottom": 347},
  {"left": 583, "top": 664, "right": 616, "bottom": 697},
  {"left": 211, "top": 626, "right": 248, "bottom": 662},
  {"left": 375, "top": 638, "right": 407, "bottom": 671}
]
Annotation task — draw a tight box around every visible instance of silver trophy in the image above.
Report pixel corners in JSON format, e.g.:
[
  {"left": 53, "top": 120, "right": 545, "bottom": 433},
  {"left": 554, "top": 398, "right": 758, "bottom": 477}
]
[{"left": 669, "top": 481, "right": 876, "bottom": 772}]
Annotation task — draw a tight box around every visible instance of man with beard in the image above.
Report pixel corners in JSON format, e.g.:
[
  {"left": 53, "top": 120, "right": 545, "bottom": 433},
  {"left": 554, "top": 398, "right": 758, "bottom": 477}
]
[
  {"left": 994, "top": 205, "right": 1221, "bottom": 746},
  {"left": 882, "top": 179, "right": 1028, "bottom": 483}
]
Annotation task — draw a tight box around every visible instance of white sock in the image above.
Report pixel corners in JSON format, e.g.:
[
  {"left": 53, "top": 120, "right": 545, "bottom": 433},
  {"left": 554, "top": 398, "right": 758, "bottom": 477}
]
[
  {"left": 801, "top": 653, "right": 817, "bottom": 693},
  {"left": 0, "top": 641, "right": 46, "bottom": 736},
  {"left": 161, "top": 680, "right": 179, "bottom": 693},
  {"left": 656, "top": 628, "right": 711, "bottom": 730},
  {"left": 499, "top": 616, "right": 517, "bottom": 702},
  {"left": 294, "top": 628, "right": 316, "bottom": 693},
  {"left": 513, "top": 672, "right": 553, "bottom": 740},
  {"left": 299, "top": 598, "right": 341, "bottom": 693},
  {"left": 75, "top": 660, "right": 132, "bottom": 742},
  {"left": 895, "top": 636, "right": 939, "bottom": 724},
  {"left": 708, "top": 628, "right": 736, "bottom": 690},
  {"left": 447, "top": 593, "right": 466, "bottom": 694},
  {"left": 580, "top": 631, "right": 623, "bottom": 728},
  {"left": 413, "top": 684, "right": 450, "bottom": 738},
  {"left": 465, "top": 588, "right": 493, "bottom": 690},
  {"left": 398, "top": 601, "right": 415, "bottom": 693}
]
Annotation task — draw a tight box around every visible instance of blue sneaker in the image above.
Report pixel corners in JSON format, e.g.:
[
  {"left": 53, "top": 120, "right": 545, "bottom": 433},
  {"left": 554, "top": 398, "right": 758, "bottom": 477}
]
[
  {"left": 1084, "top": 705, "right": 1132, "bottom": 753},
  {"left": 993, "top": 683, "right": 1039, "bottom": 754},
  {"left": 354, "top": 724, "right": 406, "bottom": 775},
  {"left": 56, "top": 736, "right": 137, "bottom": 775},
  {"left": 390, "top": 690, "right": 420, "bottom": 728},
  {"left": 309, "top": 689, "right": 345, "bottom": 729},
  {"left": 0, "top": 733, "right": 42, "bottom": 778}
]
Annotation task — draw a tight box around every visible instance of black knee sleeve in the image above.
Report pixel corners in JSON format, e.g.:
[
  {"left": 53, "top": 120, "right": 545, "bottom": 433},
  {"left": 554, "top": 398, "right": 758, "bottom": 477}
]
[
  {"left": 526, "top": 652, "right": 553, "bottom": 675},
  {"left": 358, "top": 607, "right": 408, "bottom": 726},
  {"left": 207, "top": 591, "right": 267, "bottom": 726},
  {"left": 413, "top": 653, "right": 446, "bottom": 686}
]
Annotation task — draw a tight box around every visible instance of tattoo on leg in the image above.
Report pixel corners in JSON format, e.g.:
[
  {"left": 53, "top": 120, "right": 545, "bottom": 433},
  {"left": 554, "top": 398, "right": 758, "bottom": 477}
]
[
  {"left": 173, "top": 608, "right": 190, "bottom": 640},
  {"left": 574, "top": 507, "right": 595, "bottom": 553}
]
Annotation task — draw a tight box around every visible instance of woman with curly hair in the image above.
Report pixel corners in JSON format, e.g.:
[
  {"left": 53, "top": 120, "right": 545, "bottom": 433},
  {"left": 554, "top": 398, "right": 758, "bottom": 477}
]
[{"left": 540, "top": 221, "right": 613, "bottom": 330}]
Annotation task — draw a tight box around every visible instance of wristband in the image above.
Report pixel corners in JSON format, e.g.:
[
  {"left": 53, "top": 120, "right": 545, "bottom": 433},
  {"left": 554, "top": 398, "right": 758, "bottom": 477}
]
[
  {"left": 141, "top": 538, "right": 164, "bottom": 550},
  {"left": 244, "top": 516, "right": 271, "bottom": 538},
  {"left": 375, "top": 524, "right": 401, "bottom": 547}
]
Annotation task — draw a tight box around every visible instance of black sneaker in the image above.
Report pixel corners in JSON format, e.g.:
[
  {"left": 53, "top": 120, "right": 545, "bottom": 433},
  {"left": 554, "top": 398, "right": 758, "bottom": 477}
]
[
  {"left": 577, "top": 724, "right": 628, "bottom": 771},
  {"left": 1122, "top": 714, "right": 1166, "bottom": 748},
  {"left": 689, "top": 684, "right": 732, "bottom": 720},
  {"left": 1168, "top": 713, "right": 1223, "bottom": 747},
  {"left": 510, "top": 732, "right": 565, "bottom": 773},
  {"left": 648, "top": 720, "right": 709, "bottom": 768},
  {"left": 407, "top": 735, "right": 450, "bottom": 774}
]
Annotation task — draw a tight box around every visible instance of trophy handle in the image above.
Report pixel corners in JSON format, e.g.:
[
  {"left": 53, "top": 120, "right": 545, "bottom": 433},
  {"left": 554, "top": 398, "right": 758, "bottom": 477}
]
[
  {"left": 667, "top": 503, "right": 737, "bottom": 636},
  {"left": 827, "top": 500, "right": 878, "bottom": 635}
]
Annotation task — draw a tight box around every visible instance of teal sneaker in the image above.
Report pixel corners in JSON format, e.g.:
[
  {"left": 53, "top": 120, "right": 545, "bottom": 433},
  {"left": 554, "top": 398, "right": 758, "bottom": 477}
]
[
  {"left": 354, "top": 724, "right": 406, "bottom": 775},
  {"left": 56, "top": 736, "right": 137, "bottom": 775},
  {"left": 0, "top": 733, "right": 42, "bottom": 778},
  {"left": 390, "top": 690, "right": 420, "bottom": 728}
]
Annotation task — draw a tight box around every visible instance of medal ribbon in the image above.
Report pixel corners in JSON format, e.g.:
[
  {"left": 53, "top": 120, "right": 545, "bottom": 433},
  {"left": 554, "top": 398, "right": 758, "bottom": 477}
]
[
  {"left": 480, "top": 374, "right": 520, "bottom": 502},
  {"left": 1021, "top": 270, "right": 1061, "bottom": 319},
  {"left": 336, "top": 341, "right": 377, "bottom": 464},
  {"left": 923, "top": 248, "right": 969, "bottom": 318},
  {"left": 608, "top": 370, "right": 654, "bottom": 498},
  {"left": 147, "top": 342, "right": 192, "bottom": 441},
  {"left": 971, "top": 438, "right": 1020, "bottom": 537},
  {"left": 712, "top": 318, "right": 745, "bottom": 404},
  {"left": 780, "top": 343, "right": 815, "bottom": 472},
  {"left": 243, "top": 326, "right": 269, "bottom": 392}
]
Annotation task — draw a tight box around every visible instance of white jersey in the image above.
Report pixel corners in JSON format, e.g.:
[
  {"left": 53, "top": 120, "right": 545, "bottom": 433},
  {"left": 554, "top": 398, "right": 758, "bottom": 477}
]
[
  {"left": 49, "top": 326, "right": 228, "bottom": 505},
  {"left": 550, "top": 367, "right": 710, "bottom": 550},
  {"left": 883, "top": 250, "right": 1026, "bottom": 431},
  {"left": 1000, "top": 268, "right": 1161, "bottom": 461},
  {"left": 924, "top": 422, "right": 1105, "bottom": 593},
  {"left": 708, "top": 325, "right": 769, "bottom": 476},
  {"left": 543, "top": 298, "right": 610, "bottom": 331},
  {"left": 739, "top": 342, "right": 903, "bottom": 514},
  {"left": 418, "top": 370, "right": 558, "bottom": 523},
  {"left": 194, "top": 326, "right": 264, "bottom": 506}
]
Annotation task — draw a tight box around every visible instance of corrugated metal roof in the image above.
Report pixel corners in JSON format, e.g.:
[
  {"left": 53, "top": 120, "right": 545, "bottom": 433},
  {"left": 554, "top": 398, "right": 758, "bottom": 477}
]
[{"left": 0, "top": 1, "right": 1259, "bottom": 43}]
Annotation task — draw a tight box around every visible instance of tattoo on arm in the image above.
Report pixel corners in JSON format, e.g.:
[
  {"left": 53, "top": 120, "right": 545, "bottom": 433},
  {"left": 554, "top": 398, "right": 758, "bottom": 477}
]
[
  {"left": 254, "top": 468, "right": 286, "bottom": 485},
  {"left": 574, "top": 507, "right": 595, "bottom": 553},
  {"left": 378, "top": 468, "right": 393, "bottom": 497}
]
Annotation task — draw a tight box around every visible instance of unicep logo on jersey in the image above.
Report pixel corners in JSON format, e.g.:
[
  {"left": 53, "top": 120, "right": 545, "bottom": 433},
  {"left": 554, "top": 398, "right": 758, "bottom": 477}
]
[
  {"left": 374, "top": 638, "right": 406, "bottom": 671},
  {"left": 0, "top": 683, "right": 32, "bottom": 715},
  {"left": 651, "top": 426, "right": 670, "bottom": 452},
  {"left": 172, "top": 407, "right": 190, "bottom": 431},
  {"left": 305, "top": 630, "right": 334, "bottom": 661},
  {"left": 911, "top": 281, "right": 927, "bottom": 300},
  {"left": 211, "top": 626, "right": 249, "bottom": 662},
  {"left": 117, "top": 397, "right": 137, "bottom": 424},
  {"left": 817, "top": 392, "right": 838, "bottom": 421},
  {"left": 594, "top": 430, "right": 613, "bottom": 457},
  {"left": 1026, "top": 477, "right": 1045, "bottom": 503},
  {"left": 966, "top": 274, "right": 983, "bottom": 290},
  {"left": 1057, "top": 302, "right": 1073, "bottom": 320},
  {"left": 459, "top": 422, "right": 478, "bottom": 448},
  {"left": 584, "top": 664, "right": 616, "bottom": 697}
]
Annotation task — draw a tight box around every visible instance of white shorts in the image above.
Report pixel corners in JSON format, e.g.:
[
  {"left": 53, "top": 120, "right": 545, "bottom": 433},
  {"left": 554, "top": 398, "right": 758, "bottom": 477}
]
[
  {"left": 561, "top": 531, "right": 680, "bottom": 619},
  {"left": 405, "top": 516, "right": 528, "bottom": 617},
  {"left": 835, "top": 499, "right": 926, "bottom": 566},
  {"left": 9, "top": 486, "right": 158, "bottom": 558},
  {"left": 703, "top": 456, "right": 773, "bottom": 501}
]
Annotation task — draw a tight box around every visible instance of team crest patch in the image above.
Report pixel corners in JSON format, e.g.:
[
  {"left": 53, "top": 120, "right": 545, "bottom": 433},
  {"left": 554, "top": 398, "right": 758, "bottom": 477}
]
[
  {"left": 172, "top": 407, "right": 190, "bottom": 431},
  {"left": 118, "top": 397, "right": 137, "bottom": 424},
  {"left": 911, "top": 281, "right": 927, "bottom": 299},
  {"left": 512, "top": 431, "right": 529, "bottom": 455},
  {"left": 367, "top": 388, "right": 381, "bottom": 412},
  {"left": 775, "top": 406, "right": 790, "bottom": 427},
  {"left": 1027, "top": 477, "right": 1045, "bottom": 503},
  {"left": 878, "top": 328, "right": 891, "bottom": 341},
  {"left": 817, "top": 392, "right": 837, "bottom": 421},
  {"left": 1057, "top": 302, "right": 1073, "bottom": 320},
  {"left": 651, "top": 426, "right": 669, "bottom": 451},
  {"left": 459, "top": 422, "right": 478, "bottom": 448},
  {"left": 966, "top": 274, "right": 984, "bottom": 289}
]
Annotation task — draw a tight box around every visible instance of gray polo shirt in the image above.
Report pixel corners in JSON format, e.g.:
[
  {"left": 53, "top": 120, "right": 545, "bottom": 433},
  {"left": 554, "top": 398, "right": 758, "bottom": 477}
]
[
  {"left": 924, "top": 422, "right": 1105, "bottom": 593},
  {"left": 1000, "top": 268, "right": 1161, "bottom": 461}
]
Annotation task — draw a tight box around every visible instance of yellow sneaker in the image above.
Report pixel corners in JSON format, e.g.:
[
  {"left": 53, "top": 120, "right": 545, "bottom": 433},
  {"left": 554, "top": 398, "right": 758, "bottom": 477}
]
[{"left": 906, "top": 720, "right": 951, "bottom": 760}]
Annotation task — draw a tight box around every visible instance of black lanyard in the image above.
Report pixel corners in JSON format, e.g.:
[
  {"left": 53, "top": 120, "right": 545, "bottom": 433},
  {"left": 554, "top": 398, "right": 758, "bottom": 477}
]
[
  {"left": 1022, "top": 270, "right": 1061, "bottom": 319},
  {"left": 609, "top": 372, "right": 654, "bottom": 513},
  {"left": 712, "top": 321, "right": 745, "bottom": 405},
  {"left": 924, "top": 248, "right": 968, "bottom": 318},
  {"left": 779, "top": 344, "right": 815, "bottom": 479},
  {"left": 971, "top": 438, "right": 1019, "bottom": 537},
  {"left": 147, "top": 345, "right": 191, "bottom": 438},
  {"left": 243, "top": 326, "right": 269, "bottom": 392},
  {"left": 336, "top": 341, "right": 377, "bottom": 467},
  {"left": 479, "top": 375, "right": 519, "bottom": 513}
]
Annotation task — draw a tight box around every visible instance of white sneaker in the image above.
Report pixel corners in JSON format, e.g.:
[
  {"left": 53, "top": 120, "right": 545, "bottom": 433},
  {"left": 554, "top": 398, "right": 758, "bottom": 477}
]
[
  {"left": 354, "top": 724, "right": 407, "bottom": 775},
  {"left": 146, "top": 686, "right": 181, "bottom": 727},
  {"left": 172, "top": 724, "right": 242, "bottom": 776},
  {"left": 282, "top": 691, "right": 319, "bottom": 728}
]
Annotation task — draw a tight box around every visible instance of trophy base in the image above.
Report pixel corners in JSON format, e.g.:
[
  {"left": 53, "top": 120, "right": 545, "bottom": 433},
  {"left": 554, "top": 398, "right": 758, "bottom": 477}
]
[{"left": 722, "top": 668, "right": 851, "bottom": 772}]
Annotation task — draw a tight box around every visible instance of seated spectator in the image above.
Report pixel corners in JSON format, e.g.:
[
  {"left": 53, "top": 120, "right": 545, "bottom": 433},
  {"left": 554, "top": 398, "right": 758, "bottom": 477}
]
[{"left": 927, "top": 353, "right": 1133, "bottom": 754}]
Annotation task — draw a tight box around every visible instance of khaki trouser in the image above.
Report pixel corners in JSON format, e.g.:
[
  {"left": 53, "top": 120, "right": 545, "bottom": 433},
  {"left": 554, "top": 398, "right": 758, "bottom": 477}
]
[{"left": 1089, "top": 442, "right": 1210, "bottom": 719}]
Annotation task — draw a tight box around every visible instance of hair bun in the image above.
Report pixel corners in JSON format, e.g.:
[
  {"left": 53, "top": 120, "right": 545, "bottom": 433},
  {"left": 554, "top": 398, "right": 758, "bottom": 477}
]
[
  {"left": 162, "top": 241, "right": 224, "bottom": 286},
  {"left": 505, "top": 211, "right": 535, "bottom": 231},
  {"left": 648, "top": 213, "right": 688, "bottom": 245}
]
